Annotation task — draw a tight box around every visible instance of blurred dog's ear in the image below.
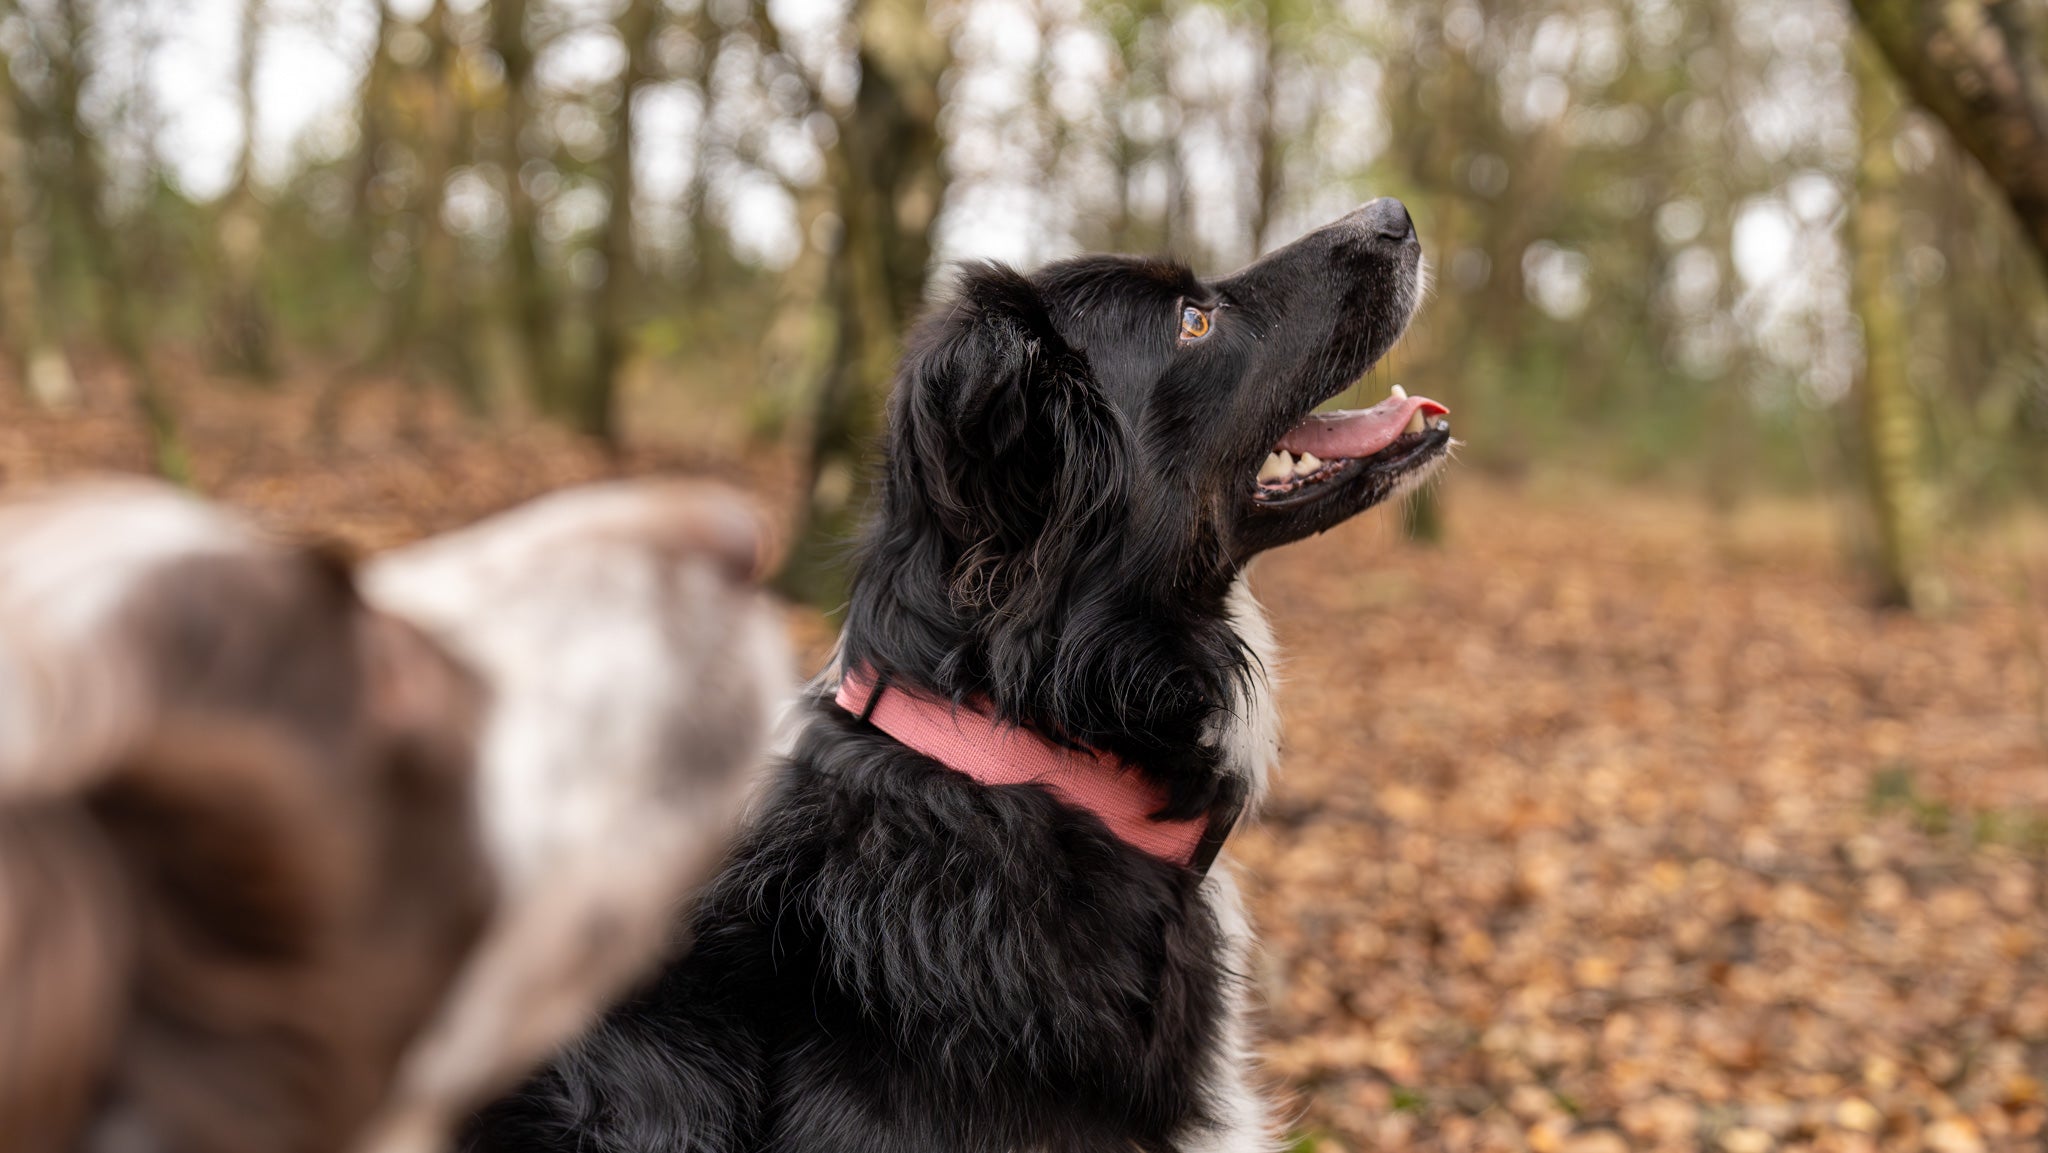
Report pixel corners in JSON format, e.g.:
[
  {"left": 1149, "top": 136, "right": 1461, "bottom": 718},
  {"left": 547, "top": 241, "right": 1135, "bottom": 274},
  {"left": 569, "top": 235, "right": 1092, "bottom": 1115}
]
[
  {"left": 0, "top": 807, "right": 128, "bottom": 1153},
  {"left": 0, "top": 480, "right": 493, "bottom": 1153},
  {"left": 0, "top": 478, "right": 786, "bottom": 1153},
  {"left": 355, "top": 480, "right": 789, "bottom": 1153}
]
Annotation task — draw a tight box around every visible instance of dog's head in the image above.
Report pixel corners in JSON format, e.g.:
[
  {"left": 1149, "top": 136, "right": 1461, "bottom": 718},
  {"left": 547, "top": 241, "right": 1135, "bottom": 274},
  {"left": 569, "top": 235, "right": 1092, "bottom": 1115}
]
[
  {"left": 845, "top": 202, "right": 1444, "bottom": 793},
  {"left": 874, "top": 198, "right": 1440, "bottom": 587}
]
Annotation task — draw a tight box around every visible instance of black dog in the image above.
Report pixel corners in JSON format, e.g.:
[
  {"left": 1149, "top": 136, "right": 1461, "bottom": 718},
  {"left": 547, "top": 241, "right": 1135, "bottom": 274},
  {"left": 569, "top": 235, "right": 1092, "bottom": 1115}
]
[{"left": 466, "top": 199, "right": 1450, "bottom": 1153}]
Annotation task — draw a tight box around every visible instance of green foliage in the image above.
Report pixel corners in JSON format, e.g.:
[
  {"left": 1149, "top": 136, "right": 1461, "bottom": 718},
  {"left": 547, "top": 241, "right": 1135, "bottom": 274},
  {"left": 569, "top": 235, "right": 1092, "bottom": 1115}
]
[{"left": 1869, "top": 763, "right": 2048, "bottom": 851}]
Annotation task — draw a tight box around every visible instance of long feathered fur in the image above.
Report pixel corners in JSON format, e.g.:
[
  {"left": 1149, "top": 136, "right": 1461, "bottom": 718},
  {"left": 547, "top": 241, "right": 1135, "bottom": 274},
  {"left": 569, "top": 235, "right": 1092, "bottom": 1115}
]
[{"left": 467, "top": 203, "right": 1438, "bottom": 1153}]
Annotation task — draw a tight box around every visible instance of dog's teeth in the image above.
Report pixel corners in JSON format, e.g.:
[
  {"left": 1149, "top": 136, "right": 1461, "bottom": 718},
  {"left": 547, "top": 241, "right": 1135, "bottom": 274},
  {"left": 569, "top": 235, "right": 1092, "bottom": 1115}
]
[
  {"left": 1390, "top": 384, "right": 1407, "bottom": 400},
  {"left": 1403, "top": 410, "right": 1427, "bottom": 435},
  {"left": 1258, "top": 451, "right": 1293, "bottom": 483},
  {"left": 1293, "top": 451, "right": 1321, "bottom": 476}
]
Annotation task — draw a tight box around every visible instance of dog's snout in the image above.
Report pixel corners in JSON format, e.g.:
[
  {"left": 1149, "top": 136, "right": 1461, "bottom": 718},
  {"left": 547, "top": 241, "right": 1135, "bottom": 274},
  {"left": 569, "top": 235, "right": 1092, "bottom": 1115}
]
[{"left": 1360, "top": 198, "right": 1416, "bottom": 244}]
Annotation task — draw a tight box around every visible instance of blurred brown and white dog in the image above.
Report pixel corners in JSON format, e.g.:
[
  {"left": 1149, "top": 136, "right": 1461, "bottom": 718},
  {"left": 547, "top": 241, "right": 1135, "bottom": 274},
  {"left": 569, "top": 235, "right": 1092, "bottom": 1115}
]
[{"left": 0, "top": 479, "right": 789, "bottom": 1153}]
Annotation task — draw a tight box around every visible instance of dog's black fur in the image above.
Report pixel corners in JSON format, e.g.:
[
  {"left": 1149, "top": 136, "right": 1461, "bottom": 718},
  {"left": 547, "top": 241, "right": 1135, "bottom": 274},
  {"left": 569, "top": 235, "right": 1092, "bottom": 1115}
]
[{"left": 465, "top": 201, "right": 1445, "bottom": 1153}]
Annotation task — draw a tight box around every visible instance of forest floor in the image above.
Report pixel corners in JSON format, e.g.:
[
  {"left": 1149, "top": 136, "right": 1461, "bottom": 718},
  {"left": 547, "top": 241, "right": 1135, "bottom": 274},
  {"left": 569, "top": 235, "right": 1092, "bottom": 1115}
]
[{"left": 4, "top": 364, "right": 2047, "bottom": 1153}]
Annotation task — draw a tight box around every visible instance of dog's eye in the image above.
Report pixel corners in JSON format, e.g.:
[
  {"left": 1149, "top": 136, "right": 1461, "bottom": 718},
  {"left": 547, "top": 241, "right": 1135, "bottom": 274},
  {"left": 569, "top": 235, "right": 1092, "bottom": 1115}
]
[{"left": 1179, "top": 306, "right": 1212, "bottom": 341}]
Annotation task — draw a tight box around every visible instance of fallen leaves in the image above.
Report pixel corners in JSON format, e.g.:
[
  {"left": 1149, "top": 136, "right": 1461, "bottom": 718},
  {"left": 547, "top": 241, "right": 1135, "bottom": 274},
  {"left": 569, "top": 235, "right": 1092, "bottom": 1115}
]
[
  {"left": 6, "top": 367, "right": 2047, "bottom": 1153},
  {"left": 1239, "top": 478, "right": 2048, "bottom": 1152}
]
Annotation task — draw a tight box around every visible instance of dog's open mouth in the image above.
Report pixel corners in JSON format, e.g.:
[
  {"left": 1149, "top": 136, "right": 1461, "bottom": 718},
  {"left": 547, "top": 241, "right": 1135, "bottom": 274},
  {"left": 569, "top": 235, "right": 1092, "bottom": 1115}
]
[{"left": 1251, "top": 384, "right": 1451, "bottom": 503}]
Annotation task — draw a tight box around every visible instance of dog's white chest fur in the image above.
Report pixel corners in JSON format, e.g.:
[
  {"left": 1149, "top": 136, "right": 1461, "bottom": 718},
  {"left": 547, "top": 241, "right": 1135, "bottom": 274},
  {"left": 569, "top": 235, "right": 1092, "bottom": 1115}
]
[
  {"left": 1217, "top": 573, "right": 1282, "bottom": 810},
  {"left": 1172, "top": 573, "right": 1284, "bottom": 1153}
]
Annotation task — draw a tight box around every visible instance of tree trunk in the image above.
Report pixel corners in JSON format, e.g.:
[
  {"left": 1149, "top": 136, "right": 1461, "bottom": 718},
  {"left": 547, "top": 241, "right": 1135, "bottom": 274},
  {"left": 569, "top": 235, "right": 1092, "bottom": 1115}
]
[
  {"left": 209, "top": 0, "right": 274, "bottom": 380},
  {"left": 53, "top": 0, "right": 187, "bottom": 481},
  {"left": 412, "top": 0, "right": 486, "bottom": 410},
  {"left": 681, "top": 10, "right": 726, "bottom": 296},
  {"left": 1848, "top": 0, "right": 2048, "bottom": 273},
  {"left": 1852, "top": 37, "right": 1943, "bottom": 614},
  {"left": 354, "top": 0, "right": 394, "bottom": 237},
  {"left": 1391, "top": 0, "right": 1492, "bottom": 543},
  {"left": 1158, "top": 16, "right": 1191, "bottom": 261},
  {"left": 490, "top": 0, "right": 562, "bottom": 416},
  {"left": 582, "top": 0, "right": 658, "bottom": 448},
  {"left": 1100, "top": 4, "right": 1164, "bottom": 254},
  {"left": 0, "top": 39, "right": 74, "bottom": 409},
  {"left": 1247, "top": 0, "right": 1286, "bottom": 259},
  {"left": 777, "top": 0, "right": 947, "bottom": 609}
]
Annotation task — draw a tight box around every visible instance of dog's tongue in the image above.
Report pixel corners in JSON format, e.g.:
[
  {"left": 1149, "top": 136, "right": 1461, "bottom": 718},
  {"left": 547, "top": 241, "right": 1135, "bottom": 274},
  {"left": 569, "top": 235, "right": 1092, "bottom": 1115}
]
[{"left": 1276, "top": 392, "right": 1449, "bottom": 460}]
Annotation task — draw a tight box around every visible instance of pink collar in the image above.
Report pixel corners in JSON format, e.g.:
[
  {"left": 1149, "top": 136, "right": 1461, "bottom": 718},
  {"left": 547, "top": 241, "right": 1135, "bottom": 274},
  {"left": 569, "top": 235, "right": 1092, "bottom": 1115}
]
[{"left": 835, "top": 667, "right": 1226, "bottom": 870}]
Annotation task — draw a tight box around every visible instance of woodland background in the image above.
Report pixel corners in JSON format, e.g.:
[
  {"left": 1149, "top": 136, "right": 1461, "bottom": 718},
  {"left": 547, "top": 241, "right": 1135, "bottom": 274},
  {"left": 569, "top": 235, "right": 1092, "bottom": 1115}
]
[{"left": 3, "top": 0, "right": 2048, "bottom": 1150}]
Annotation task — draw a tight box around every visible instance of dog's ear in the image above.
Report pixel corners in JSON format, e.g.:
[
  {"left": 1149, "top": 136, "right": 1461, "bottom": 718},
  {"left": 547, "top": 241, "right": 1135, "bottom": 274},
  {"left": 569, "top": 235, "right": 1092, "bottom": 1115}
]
[
  {"left": 898, "top": 261, "right": 1128, "bottom": 524},
  {"left": 899, "top": 262, "right": 1088, "bottom": 459},
  {"left": 889, "top": 263, "right": 1131, "bottom": 622}
]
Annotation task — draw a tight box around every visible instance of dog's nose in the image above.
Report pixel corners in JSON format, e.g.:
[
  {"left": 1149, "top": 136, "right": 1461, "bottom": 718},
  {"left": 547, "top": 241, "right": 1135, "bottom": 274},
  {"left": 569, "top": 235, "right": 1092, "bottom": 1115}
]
[{"left": 1360, "top": 198, "right": 1416, "bottom": 244}]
